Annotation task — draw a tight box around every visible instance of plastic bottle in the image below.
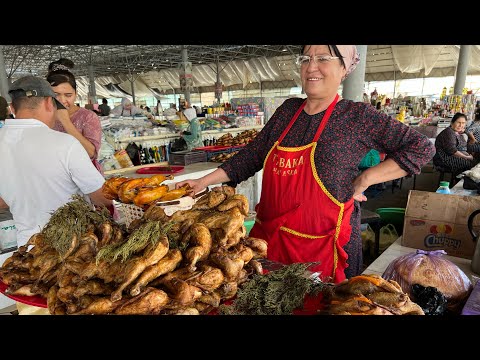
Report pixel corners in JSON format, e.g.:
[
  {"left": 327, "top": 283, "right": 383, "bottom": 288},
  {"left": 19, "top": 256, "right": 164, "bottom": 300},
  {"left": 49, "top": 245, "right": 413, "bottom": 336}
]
[{"left": 436, "top": 181, "right": 451, "bottom": 194}]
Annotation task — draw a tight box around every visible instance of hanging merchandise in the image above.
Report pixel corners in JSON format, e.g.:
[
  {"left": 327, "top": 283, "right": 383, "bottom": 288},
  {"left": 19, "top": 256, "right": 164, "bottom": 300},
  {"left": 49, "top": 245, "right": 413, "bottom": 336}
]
[
  {"left": 440, "top": 86, "right": 447, "bottom": 101},
  {"left": 125, "top": 142, "right": 142, "bottom": 166}
]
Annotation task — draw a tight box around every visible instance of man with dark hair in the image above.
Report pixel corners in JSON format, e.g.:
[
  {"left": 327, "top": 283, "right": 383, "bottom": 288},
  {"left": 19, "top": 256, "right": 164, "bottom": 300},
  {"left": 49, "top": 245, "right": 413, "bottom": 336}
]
[
  {"left": 98, "top": 98, "right": 111, "bottom": 116},
  {"left": 0, "top": 76, "right": 112, "bottom": 248}
]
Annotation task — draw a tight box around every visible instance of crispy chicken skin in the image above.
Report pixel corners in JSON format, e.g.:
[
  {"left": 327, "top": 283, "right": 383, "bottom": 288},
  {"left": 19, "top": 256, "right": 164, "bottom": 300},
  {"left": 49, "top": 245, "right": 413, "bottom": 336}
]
[
  {"left": 130, "top": 249, "right": 182, "bottom": 296},
  {"left": 115, "top": 288, "right": 169, "bottom": 315},
  {"left": 183, "top": 223, "right": 212, "bottom": 272},
  {"left": 110, "top": 236, "right": 170, "bottom": 302}
]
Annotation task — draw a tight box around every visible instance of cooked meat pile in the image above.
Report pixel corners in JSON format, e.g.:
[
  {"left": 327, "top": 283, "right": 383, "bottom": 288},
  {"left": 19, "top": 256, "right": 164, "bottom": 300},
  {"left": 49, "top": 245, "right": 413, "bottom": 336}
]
[
  {"left": 0, "top": 186, "right": 267, "bottom": 315},
  {"left": 321, "top": 274, "right": 425, "bottom": 315}
]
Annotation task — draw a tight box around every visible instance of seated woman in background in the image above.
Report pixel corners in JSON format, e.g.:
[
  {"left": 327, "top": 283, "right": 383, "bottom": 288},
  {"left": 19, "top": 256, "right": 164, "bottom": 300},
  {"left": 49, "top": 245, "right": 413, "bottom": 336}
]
[{"left": 433, "top": 112, "right": 480, "bottom": 176}]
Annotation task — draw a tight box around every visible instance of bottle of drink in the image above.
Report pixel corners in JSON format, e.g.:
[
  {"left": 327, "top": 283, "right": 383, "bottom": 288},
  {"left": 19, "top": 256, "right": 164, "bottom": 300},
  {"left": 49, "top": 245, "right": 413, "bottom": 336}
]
[{"left": 436, "top": 181, "right": 451, "bottom": 194}]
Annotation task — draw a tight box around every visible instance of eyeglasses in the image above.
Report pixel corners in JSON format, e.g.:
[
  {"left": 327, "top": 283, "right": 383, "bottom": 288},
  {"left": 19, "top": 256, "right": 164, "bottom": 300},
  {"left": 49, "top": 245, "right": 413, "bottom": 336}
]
[{"left": 295, "top": 55, "right": 340, "bottom": 66}]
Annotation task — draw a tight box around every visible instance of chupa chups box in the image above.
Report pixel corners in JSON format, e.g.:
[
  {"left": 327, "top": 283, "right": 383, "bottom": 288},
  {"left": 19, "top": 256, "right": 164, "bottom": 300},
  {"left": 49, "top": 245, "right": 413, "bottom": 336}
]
[{"left": 402, "top": 190, "right": 480, "bottom": 259}]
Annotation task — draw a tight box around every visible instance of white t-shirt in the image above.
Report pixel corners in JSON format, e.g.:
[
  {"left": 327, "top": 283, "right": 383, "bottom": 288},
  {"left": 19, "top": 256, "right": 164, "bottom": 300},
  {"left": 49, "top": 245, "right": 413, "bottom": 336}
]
[
  {"left": 0, "top": 119, "right": 105, "bottom": 246},
  {"left": 183, "top": 108, "right": 197, "bottom": 121}
]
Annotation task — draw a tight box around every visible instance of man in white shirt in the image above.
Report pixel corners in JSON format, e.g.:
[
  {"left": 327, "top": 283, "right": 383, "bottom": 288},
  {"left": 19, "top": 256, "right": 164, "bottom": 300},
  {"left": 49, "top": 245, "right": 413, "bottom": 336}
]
[{"left": 0, "top": 76, "right": 112, "bottom": 247}]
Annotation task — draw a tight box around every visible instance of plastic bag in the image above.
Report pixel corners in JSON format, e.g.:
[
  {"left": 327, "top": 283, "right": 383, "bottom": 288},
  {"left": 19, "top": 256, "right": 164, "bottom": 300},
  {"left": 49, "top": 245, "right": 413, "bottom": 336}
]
[
  {"left": 379, "top": 223, "right": 398, "bottom": 253},
  {"left": 171, "top": 137, "right": 187, "bottom": 152},
  {"left": 411, "top": 284, "right": 448, "bottom": 315},
  {"left": 361, "top": 224, "right": 375, "bottom": 258},
  {"left": 0, "top": 219, "right": 17, "bottom": 252},
  {"left": 382, "top": 249, "right": 472, "bottom": 313}
]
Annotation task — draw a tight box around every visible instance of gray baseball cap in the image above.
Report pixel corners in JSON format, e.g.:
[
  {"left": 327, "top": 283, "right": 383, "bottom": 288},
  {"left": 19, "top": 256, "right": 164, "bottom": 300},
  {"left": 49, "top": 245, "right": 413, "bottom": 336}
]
[{"left": 9, "top": 75, "right": 66, "bottom": 109}]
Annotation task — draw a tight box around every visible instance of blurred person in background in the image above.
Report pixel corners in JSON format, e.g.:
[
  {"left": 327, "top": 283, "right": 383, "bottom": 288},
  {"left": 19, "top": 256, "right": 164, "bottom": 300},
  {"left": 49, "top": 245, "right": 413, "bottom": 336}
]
[
  {"left": 98, "top": 98, "right": 111, "bottom": 116},
  {"left": 181, "top": 100, "right": 197, "bottom": 121},
  {"left": 46, "top": 58, "right": 103, "bottom": 173},
  {"left": 0, "top": 95, "right": 11, "bottom": 120},
  {"left": 111, "top": 97, "right": 154, "bottom": 120},
  {"left": 177, "top": 45, "right": 435, "bottom": 283}
]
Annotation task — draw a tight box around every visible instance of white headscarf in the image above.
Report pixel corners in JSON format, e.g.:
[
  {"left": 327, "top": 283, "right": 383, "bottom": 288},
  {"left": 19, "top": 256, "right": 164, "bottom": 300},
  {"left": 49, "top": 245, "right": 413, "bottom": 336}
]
[{"left": 336, "top": 45, "right": 360, "bottom": 80}]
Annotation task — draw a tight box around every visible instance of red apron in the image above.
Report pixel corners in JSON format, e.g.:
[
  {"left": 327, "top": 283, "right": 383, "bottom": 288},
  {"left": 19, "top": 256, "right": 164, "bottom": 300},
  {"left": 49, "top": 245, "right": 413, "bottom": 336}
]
[{"left": 249, "top": 94, "right": 354, "bottom": 283}]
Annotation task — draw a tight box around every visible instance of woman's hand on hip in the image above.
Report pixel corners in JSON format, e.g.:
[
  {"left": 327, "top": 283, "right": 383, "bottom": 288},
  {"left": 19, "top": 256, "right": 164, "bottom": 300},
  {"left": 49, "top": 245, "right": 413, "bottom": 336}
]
[{"left": 352, "top": 176, "right": 369, "bottom": 202}]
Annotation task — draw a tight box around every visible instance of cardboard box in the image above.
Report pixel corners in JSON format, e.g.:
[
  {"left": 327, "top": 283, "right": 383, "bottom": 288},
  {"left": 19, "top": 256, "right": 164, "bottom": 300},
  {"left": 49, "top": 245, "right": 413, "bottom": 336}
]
[{"left": 402, "top": 190, "right": 480, "bottom": 259}]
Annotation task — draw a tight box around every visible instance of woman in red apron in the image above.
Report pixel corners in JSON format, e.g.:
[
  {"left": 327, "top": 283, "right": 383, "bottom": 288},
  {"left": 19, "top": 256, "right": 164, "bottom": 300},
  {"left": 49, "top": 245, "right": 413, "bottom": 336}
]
[
  {"left": 248, "top": 94, "right": 352, "bottom": 282},
  {"left": 177, "top": 45, "right": 435, "bottom": 282}
]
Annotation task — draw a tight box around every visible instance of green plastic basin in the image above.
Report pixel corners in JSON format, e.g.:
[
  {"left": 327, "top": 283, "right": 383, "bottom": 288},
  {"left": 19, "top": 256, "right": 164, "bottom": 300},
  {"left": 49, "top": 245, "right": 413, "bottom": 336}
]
[{"left": 375, "top": 207, "right": 405, "bottom": 235}]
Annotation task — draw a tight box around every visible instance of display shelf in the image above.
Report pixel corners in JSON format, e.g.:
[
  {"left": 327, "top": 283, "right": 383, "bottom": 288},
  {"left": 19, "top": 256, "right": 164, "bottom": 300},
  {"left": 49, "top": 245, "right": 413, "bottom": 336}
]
[
  {"left": 116, "top": 125, "right": 264, "bottom": 143},
  {"left": 117, "top": 133, "right": 180, "bottom": 143}
]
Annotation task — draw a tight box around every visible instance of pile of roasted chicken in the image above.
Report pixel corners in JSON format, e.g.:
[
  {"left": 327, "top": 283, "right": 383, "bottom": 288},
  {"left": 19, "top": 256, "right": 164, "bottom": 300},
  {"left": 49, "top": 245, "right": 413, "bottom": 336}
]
[
  {"left": 321, "top": 274, "right": 425, "bottom": 315},
  {"left": 0, "top": 186, "right": 267, "bottom": 315}
]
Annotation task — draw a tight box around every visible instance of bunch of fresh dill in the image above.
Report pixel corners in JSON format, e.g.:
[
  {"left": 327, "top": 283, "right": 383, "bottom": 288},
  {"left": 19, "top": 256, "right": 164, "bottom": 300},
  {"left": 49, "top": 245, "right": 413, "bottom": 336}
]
[{"left": 219, "top": 262, "right": 326, "bottom": 315}]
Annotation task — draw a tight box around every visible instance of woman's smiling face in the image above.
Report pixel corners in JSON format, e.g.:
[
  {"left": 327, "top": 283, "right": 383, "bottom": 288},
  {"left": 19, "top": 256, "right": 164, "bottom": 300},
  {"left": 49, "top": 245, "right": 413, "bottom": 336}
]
[{"left": 300, "top": 45, "right": 346, "bottom": 100}]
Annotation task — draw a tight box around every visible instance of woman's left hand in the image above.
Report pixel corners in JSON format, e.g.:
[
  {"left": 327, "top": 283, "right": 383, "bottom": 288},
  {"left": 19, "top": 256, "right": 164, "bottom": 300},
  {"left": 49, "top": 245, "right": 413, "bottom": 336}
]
[
  {"left": 352, "top": 176, "right": 369, "bottom": 202},
  {"left": 353, "top": 191, "right": 367, "bottom": 202}
]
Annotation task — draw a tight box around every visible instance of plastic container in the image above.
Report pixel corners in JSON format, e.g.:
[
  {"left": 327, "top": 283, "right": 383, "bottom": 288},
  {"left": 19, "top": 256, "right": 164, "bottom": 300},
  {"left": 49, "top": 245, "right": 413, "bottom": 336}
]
[
  {"left": 436, "top": 181, "right": 451, "bottom": 194},
  {"left": 375, "top": 207, "right": 406, "bottom": 235},
  {"left": 114, "top": 149, "right": 134, "bottom": 168}
]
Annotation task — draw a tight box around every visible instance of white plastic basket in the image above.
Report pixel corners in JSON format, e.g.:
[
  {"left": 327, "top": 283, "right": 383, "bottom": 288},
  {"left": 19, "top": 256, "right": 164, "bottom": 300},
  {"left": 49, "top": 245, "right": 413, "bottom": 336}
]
[
  {"left": 120, "top": 203, "right": 148, "bottom": 227},
  {"left": 118, "top": 188, "right": 208, "bottom": 227}
]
